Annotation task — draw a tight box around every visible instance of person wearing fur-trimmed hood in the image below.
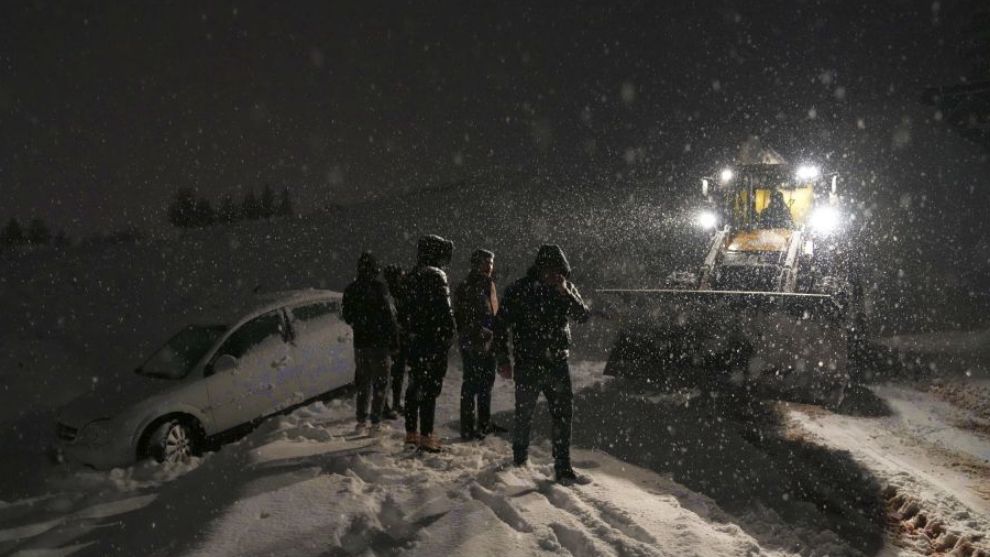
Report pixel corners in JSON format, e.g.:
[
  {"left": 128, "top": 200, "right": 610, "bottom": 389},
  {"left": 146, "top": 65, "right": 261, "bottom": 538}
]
[{"left": 402, "top": 234, "right": 456, "bottom": 452}]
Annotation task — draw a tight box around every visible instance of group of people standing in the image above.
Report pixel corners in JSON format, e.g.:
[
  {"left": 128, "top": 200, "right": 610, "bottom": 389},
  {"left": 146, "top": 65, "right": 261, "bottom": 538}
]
[{"left": 341, "top": 234, "right": 591, "bottom": 485}]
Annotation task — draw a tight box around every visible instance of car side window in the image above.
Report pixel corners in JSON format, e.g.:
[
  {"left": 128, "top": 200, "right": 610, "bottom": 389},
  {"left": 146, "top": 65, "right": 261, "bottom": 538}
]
[
  {"left": 291, "top": 301, "right": 336, "bottom": 322},
  {"left": 210, "top": 311, "right": 286, "bottom": 367}
]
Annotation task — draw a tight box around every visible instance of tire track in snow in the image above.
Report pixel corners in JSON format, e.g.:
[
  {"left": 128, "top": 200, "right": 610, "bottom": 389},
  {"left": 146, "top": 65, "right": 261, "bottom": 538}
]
[
  {"left": 884, "top": 485, "right": 990, "bottom": 556},
  {"left": 538, "top": 483, "right": 664, "bottom": 557}
]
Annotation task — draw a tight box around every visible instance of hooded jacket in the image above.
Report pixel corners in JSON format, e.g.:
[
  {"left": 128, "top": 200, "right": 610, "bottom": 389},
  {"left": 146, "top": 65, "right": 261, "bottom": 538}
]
[
  {"left": 494, "top": 245, "right": 590, "bottom": 370},
  {"left": 341, "top": 252, "right": 399, "bottom": 350},
  {"left": 404, "top": 235, "right": 456, "bottom": 351}
]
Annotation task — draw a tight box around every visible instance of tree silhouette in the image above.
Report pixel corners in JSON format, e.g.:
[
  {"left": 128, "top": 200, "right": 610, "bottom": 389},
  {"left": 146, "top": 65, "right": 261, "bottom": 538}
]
[
  {"left": 218, "top": 194, "right": 239, "bottom": 223},
  {"left": 278, "top": 187, "right": 294, "bottom": 217},
  {"left": 192, "top": 198, "right": 215, "bottom": 227},
  {"left": 168, "top": 188, "right": 198, "bottom": 227},
  {"left": 1, "top": 218, "right": 25, "bottom": 248},
  {"left": 27, "top": 218, "right": 51, "bottom": 245},
  {"left": 242, "top": 189, "right": 261, "bottom": 220},
  {"left": 260, "top": 184, "right": 276, "bottom": 219}
]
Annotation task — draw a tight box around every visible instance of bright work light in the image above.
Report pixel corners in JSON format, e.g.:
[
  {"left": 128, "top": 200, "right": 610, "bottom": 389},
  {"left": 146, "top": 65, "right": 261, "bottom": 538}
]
[
  {"left": 795, "top": 164, "right": 820, "bottom": 181},
  {"left": 809, "top": 206, "right": 841, "bottom": 234},
  {"left": 696, "top": 210, "right": 718, "bottom": 230}
]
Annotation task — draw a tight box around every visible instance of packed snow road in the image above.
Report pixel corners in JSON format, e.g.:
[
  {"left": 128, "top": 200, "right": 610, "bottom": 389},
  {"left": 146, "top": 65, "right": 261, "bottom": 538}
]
[
  {"left": 788, "top": 379, "right": 990, "bottom": 556},
  {"left": 1, "top": 361, "right": 989, "bottom": 556}
]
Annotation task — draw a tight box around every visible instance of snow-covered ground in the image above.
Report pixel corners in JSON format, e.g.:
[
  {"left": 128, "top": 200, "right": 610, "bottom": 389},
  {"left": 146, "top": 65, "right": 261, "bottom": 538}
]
[
  {"left": 3, "top": 200, "right": 990, "bottom": 556},
  {"left": 5, "top": 353, "right": 990, "bottom": 556},
  {"left": 788, "top": 382, "right": 990, "bottom": 556},
  {"left": 0, "top": 362, "right": 876, "bottom": 556},
  {"left": 0, "top": 363, "right": 775, "bottom": 556}
]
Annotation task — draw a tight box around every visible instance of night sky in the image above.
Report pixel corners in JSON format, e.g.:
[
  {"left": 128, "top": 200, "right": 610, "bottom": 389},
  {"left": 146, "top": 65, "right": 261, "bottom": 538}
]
[{"left": 0, "top": 0, "right": 979, "bottom": 235}]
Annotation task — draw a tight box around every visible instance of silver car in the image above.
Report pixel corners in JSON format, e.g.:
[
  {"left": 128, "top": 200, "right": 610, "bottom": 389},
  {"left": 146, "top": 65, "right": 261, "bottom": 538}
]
[{"left": 55, "top": 289, "right": 354, "bottom": 469}]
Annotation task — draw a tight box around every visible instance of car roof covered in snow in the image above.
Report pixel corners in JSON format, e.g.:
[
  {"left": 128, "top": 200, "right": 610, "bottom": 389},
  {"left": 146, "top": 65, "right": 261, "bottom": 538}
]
[
  {"left": 242, "top": 288, "right": 343, "bottom": 317},
  {"left": 189, "top": 288, "right": 342, "bottom": 327}
]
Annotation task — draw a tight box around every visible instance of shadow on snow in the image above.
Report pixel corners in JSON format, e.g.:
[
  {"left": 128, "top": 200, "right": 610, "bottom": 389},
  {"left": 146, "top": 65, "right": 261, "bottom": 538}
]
[{"left": 494, "top": 378, "right": 888, "bottom": 556}]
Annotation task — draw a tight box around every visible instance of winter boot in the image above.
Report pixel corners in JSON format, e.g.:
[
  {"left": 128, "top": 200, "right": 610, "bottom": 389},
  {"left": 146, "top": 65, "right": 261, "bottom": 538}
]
[
  {"left": 419, "top": 433, "right": 443, "bottom": 453},
  {"left": 555, "top": 467, "right": 591, "bottom": 486},
  {"left": 404, "top": 431, "right": 420, "bottom": 447}
]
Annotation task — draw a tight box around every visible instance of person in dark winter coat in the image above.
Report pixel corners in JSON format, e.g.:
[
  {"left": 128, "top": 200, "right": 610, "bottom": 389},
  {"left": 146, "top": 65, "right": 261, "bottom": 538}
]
[
  {"left": 403, "top": 234, "right": 456, "bottom": 452},
  {"left": 759, "top": 190, "right": 793, "bottom": 229},
  {"left": 382, "top": 264, "right": 408, "bottom": 417},
  {"left": 341, "top": 251, "right": 398, "bottom": 431},
  {"left": 494, "top": 244, "right": 591, "bottom": 485},
  {"left": 453, "top": 249, "right": 500, "bottom": 440}
]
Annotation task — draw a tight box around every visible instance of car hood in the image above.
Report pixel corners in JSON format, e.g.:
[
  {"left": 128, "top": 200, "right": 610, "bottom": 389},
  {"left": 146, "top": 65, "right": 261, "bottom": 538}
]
[{"left": 58, "top": 370, "right": 180, "bottom": 427}]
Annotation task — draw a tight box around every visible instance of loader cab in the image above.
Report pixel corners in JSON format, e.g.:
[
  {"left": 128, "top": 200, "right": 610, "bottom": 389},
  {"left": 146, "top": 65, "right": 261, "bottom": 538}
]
[
  {"left": 703, "top": 164, "right": 837, "bottom": 234},
  {"left": 708, "top": 164, "right": 824, "bottom": 232},
  {"left": 699, "top": 162, "right": 839, "bottom": 292}
]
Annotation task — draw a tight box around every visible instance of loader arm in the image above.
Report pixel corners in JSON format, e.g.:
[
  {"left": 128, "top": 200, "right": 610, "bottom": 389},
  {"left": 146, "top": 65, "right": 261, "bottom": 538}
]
[{"left": 698, "top": 226, "right": 729, "bottom": 289}]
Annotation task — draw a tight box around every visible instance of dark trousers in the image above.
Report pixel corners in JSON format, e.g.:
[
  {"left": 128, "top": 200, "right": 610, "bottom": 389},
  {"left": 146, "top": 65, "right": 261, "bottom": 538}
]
[
  {"left": 355, "top": 346, "right": 389, "bottom": 424},
  {"left": 460, "top": 350, "right": 496, "bottom": 436},
  {"left": 513, "top": 360, "right": 573, "bottom": 472},
  {"left": 404, "top": 347, "right": 448, "bottom": 435},
  {"left": 388, "top": 342, "right": 407, "bottom": 409}
]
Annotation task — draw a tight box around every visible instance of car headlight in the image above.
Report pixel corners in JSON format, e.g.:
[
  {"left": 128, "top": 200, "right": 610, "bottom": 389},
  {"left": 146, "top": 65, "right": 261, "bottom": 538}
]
[
  {"left": 77, "top": 419, "right": 113, "bottom": 446},
  {"left": 809, "top": 206, "right": 842, "bottom": 234}
]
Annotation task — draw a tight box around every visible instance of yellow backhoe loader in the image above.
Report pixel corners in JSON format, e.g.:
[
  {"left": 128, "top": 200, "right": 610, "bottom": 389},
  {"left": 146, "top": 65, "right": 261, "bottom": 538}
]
[{"left": 600, "top": 145, "right": 855, "bottom": 403}]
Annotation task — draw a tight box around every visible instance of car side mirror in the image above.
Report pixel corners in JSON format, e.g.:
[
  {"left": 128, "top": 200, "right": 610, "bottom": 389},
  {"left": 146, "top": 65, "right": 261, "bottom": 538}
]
[{"left": 213, "top": 354, "right": 239, "bottom": 375}]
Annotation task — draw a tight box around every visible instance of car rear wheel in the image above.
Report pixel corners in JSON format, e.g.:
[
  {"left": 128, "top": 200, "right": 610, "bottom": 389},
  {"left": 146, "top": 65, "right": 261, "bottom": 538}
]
[{"left": 147, "top": 419, "right": 200, "bottom": 464}]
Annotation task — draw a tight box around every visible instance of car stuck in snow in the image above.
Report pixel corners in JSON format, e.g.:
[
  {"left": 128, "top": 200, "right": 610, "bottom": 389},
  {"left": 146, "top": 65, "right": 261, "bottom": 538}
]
[{"left": 54, "top": 289, "right": 355, "bottom": 469}]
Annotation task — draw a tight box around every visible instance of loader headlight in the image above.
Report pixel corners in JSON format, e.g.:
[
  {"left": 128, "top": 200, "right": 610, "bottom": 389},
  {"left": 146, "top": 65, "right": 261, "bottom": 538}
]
[
  {"left": 809, "top": 206, "right": 842, "bottom": 234},
  {"left": 719, "top": 168, "right": 734, "bottom": 183},
  {"left": 796, "top": 164, "right": 820, "bottom": 181},
  {"left": 696, "top": 210, "right": 719, "bottom": 230}
]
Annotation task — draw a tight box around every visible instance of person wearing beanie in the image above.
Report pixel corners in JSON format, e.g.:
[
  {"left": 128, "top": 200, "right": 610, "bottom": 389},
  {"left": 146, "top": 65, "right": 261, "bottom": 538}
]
[
  {"left": 402, "top": 235, "right": 457, "bottom": 452},
  {"left": 453, "top": 249, "right": 500, "bottom": 440},
  {"left": 341, "top": 251, "right": 399, "bottom": 432},
  {"left": 494, "top": 244, "right": 592, "bottom": 485}
]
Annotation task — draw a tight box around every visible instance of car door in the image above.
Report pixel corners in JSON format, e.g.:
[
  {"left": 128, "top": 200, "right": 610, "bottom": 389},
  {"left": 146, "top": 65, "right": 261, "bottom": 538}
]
[
  {"left": 203, "top": 310, "right": 291, "bottom": 431},
  {"left": 286, "top": 299, "right": 354, "bottom": 397}
]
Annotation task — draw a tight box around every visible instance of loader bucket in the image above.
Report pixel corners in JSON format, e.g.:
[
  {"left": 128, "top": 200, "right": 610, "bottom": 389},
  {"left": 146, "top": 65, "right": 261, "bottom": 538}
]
[{"left": 596, "top": 289, "right": 849, "bottom": 403}]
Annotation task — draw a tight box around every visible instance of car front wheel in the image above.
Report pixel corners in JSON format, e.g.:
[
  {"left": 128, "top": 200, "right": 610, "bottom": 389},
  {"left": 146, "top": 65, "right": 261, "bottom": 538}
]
[{"left": 146, "top": 419, "right": 200, "bottom": 464}]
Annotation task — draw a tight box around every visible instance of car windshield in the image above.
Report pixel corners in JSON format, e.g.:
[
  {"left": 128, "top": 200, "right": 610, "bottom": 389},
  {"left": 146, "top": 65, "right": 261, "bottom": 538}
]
[{"left": 137, "top": 325, "right": 227, "bottom": 380}]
